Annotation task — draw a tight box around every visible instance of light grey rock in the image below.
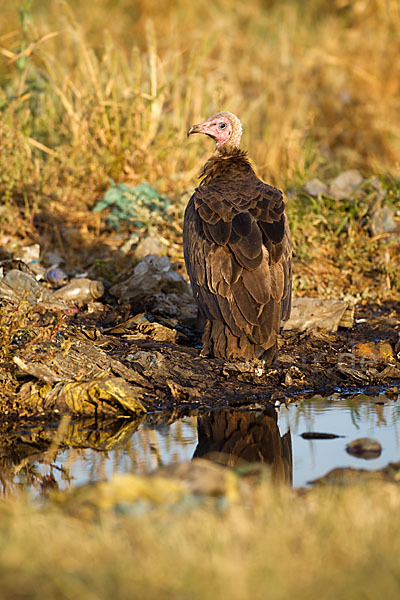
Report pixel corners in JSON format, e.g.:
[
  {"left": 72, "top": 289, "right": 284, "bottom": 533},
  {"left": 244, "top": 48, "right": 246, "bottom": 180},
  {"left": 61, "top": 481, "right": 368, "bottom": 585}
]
[
  {"left": 304, "top": 178, "right": 328, "bottom": 197},
  {"left": 369, "top": 205, "right": 398, "bottom": 237},
  {"left": 282, "top": 297, "right": 355, "bottom": 333},
  {"left": 329, "top": 169, "right": 363, "bottom": 199}
]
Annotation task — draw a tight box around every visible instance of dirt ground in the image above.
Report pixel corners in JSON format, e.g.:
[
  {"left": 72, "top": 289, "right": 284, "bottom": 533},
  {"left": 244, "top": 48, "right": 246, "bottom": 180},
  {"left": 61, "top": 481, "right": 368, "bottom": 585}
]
[{"left": 2, "top": 296, "right": 398, "bottom": 422}]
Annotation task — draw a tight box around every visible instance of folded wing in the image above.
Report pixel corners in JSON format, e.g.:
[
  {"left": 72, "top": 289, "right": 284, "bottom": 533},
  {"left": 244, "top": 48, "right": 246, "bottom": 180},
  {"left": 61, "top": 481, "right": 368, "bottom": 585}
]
[{"left": 183, "top": 174, "right": 292, "bottom": 360}]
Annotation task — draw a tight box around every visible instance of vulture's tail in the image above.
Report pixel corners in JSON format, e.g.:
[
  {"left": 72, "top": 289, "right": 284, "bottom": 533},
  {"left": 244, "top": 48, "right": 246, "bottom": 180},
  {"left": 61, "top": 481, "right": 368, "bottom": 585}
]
[{"left": 200, "top": 319, "right": 277, "bottom": 365}]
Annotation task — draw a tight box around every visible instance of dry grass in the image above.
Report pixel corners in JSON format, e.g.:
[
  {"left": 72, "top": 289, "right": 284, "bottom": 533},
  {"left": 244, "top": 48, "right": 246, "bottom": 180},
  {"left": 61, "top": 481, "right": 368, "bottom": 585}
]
[
  {"left": 1, "top": 0, "right": 400, "bottom": 196},
  {"left": 0, "top": 2, "right": 399, "bottom": 299},
  {"left": 0, "top": 480, "right": 400, "bottom": 599}
]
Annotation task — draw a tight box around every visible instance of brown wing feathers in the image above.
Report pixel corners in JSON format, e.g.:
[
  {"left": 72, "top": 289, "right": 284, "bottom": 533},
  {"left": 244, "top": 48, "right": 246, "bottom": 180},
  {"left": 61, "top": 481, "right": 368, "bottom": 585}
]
[{"left": 183, "top": 146, "right": 291, "bottom": 363}]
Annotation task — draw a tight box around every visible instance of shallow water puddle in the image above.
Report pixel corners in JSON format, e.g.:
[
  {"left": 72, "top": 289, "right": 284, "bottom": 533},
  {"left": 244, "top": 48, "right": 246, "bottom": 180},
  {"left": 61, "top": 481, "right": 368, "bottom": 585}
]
[
  {"left": 280, "top": 393, "right": 400, "bottom": 486},
  {"left": 2, "top": 392, "right": 399, "bottom": 495}
]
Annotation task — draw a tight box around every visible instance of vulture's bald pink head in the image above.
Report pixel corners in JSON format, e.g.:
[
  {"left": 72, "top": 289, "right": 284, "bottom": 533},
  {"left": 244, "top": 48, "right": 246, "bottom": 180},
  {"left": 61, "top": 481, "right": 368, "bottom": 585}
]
[{"left": 187, "top": 111, "right": 242, "bottom": 153}]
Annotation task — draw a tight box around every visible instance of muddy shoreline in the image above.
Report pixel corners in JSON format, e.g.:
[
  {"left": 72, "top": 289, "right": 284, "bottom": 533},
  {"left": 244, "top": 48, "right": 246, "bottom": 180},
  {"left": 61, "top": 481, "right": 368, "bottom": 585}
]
[{"left": 2, "top": 299, "right": 399, "bottom": 423}]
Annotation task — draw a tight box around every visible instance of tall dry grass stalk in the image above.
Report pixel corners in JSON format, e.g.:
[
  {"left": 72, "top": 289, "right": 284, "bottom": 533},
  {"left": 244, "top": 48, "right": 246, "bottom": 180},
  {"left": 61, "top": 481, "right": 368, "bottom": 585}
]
[
  {"left": 1, "top": 0, "right": 400, "bottom": 202},
  {"left": 0, "top": 0, "right": 399, "bottom": 298}
]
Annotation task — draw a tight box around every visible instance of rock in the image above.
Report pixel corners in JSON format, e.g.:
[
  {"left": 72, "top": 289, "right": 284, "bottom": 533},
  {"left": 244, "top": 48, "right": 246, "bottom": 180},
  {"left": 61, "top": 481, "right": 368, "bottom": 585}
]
[
  {"left": 301, "top": 432, "right": 344, "bottom": 440},
  {"left": 329, "top": 170, "right": 363, "bottom": 199},
  {"left": 346, "top": 437, "right": 382, "bottom": 459},
  {"left": 303, "top": 178, "right": 328, "bottom": 197},
  {"left": 109, "top": 255, "right": 197, "bottom": 323},
  {"left": 282, "top": 297, "right": 355, "bottom": 333},
  {"left": 353, "top": 341, "right": 394, "bottom": 361},
  {"left": 369, "top": 205, "right": 399, "bottom": 237},
  {"left": 133, "top": 236, "right": 166, "bottom": 260}
]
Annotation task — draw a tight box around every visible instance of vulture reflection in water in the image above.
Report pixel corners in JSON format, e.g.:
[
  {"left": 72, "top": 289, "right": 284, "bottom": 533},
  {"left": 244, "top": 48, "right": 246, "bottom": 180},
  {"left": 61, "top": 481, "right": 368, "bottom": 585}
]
[
  {"left": 193, "top": 409, "right": 292, "bottom": 486},
  {"left": 184, "top": 112, "right": 292, "bottom": 365}
]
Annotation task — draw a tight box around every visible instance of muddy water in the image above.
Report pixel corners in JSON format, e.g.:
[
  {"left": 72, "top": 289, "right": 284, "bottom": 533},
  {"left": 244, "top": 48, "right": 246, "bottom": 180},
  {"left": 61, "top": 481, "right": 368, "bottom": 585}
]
[{"left": 1, "top": 392, "right": 399, "bottom": 495}]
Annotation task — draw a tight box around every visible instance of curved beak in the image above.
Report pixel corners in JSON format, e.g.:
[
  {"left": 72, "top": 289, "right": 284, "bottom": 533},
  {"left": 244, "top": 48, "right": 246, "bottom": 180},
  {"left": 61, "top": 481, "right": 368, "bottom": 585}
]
[
  {"left": 187, "top": 124, "right": 200, "bottom": 137},
  {"left": 187, "top": 120, "right": 215, "bottom": 138}
]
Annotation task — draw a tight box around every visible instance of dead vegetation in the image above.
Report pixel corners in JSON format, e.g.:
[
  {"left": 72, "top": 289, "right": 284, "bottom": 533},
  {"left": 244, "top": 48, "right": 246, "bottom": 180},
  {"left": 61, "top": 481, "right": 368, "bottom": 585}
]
[{"left": 0, "top": 1, "right": 399, "bottom": 404}]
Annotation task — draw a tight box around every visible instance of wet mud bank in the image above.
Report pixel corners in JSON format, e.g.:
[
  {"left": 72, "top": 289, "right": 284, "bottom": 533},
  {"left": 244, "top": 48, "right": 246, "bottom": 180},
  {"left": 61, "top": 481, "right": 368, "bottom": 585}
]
[{"left": 2, "top": 299, "right": 399, "bottom": 421}]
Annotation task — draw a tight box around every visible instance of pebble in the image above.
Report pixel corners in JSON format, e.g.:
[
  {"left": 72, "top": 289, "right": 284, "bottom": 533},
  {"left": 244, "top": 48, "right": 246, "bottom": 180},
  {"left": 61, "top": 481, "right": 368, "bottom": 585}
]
[
  {"left": 304, "top": 178, "right": 328, "bottom": 197},
  {"left": 369, "top": 205, "right": 398, "bottom": 237},
  {"left": 329, "top": 170, "right": 363, "bottom": 199},
  {"left": 352, "top": 341, "right": 393, "bottom": 361},
  {"left": 301, "top": 432, "right": 343, "bottom": 440},
  {"left": 346, "top": 437, "right": 382, "bottom": 459}
]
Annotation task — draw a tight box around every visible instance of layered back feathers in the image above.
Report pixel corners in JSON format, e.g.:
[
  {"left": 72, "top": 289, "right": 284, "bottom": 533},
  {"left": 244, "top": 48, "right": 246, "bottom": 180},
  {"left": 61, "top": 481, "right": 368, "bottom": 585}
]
[{"left": 183, "top": 116, "right": 292, "bottom": 364}]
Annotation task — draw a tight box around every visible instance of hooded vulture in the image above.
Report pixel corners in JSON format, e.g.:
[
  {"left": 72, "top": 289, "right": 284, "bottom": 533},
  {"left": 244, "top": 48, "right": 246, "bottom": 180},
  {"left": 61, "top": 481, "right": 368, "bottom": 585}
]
[{"left": 183, "top": 111, "right": 292, "bottom": 365}]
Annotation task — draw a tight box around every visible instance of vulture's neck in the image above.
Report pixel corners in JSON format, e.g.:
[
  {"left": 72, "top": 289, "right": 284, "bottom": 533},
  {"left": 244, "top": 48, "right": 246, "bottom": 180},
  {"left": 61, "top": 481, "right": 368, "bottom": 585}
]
[{"left": 199, "top": 148, "right": 254, "bottom": 184}]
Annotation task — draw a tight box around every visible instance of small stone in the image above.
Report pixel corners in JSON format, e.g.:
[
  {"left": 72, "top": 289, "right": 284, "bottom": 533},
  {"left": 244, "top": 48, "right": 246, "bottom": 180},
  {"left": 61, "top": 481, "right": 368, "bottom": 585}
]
[
  {"left": 301, "top": 432, "right": 343, "bottom": 440},
  {"left": 369, "top": 205, "right": 398, "bottom": 237},
  {"left": 284, "top": 372, "right": 293, "bottom": 386},
  {"left": 304, "top": 178, "right": 328, "bottom": 197},
  {"left": 353, "top": 341, "right": 393, "bottom": 361},
  {"left": 346, "top": 437, "right": 382, "bottom": 459},
  {"left": 329, "top": 170, "right": 363, "bottom": 199},
  {"left": 134, "top": 236, "right": 165, "bottom": 260},
  {"left": 283, "top": 297, "right": 355, "bottom": 333},
  {"left": 386, "top": 387, "right": 398, "bottom": 398}
]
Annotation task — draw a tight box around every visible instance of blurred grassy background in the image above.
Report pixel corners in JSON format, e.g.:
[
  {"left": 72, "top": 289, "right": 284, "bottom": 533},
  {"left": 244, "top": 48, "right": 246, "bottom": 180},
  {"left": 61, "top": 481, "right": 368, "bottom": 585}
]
[
  {"left": 0, "top": 0, "right": 399, "bottom": 297},
  {"left": 1, "top": 480, "right": 400, "bottom": 599}
]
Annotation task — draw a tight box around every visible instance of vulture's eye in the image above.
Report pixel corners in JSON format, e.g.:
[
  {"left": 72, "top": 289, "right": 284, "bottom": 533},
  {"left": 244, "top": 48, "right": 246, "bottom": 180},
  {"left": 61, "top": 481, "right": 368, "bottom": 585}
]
[{"left": 218, "top": 122, "right": 227, "bottom": 130}]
